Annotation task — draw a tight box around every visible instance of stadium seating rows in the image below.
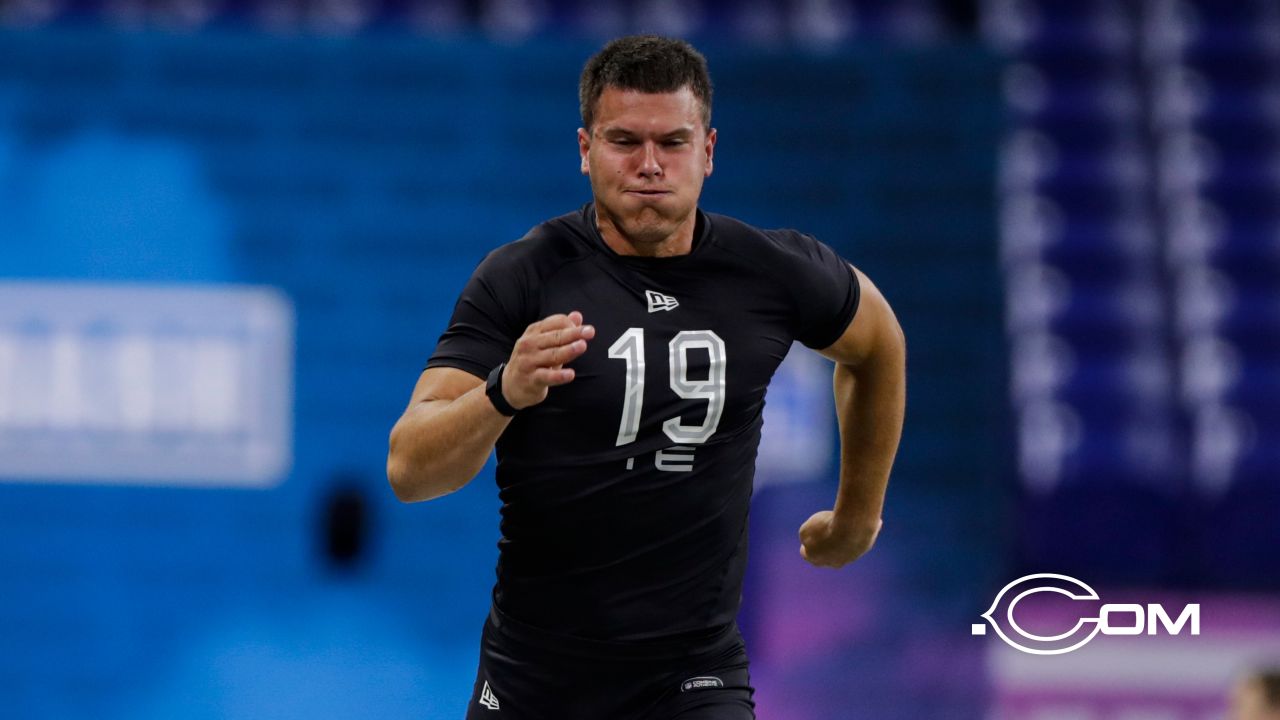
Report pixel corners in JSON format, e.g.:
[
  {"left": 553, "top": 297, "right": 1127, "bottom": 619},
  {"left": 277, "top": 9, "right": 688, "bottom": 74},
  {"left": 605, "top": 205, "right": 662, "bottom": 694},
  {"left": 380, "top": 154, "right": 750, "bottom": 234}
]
[{"left": 994, "top": 0, "right": 1280, "bottom": 587}]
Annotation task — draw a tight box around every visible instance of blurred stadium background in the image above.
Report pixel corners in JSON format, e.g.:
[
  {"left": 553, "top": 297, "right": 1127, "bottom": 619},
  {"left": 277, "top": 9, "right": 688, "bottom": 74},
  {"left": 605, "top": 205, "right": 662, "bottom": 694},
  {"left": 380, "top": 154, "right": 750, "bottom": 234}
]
[{"left": 0, "top": 0, "right": 1277, "bottom": 718}]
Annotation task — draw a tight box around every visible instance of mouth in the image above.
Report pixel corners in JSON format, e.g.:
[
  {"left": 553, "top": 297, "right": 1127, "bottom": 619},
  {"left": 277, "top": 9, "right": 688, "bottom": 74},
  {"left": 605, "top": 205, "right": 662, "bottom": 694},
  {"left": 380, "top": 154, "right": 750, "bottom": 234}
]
[{"left": 625, "top": 189, "right": 672, "bottom": 198}]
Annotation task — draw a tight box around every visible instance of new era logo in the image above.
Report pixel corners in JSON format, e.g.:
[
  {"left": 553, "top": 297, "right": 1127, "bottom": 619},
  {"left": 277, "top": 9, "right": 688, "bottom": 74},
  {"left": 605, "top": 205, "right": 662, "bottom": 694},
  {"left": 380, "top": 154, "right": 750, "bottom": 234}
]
[
  {"left": 646, "top": 290, "right": 679, "bottom": 313},
  {"left": 478, "top": 681, "right": 500, "bottom": 710}
]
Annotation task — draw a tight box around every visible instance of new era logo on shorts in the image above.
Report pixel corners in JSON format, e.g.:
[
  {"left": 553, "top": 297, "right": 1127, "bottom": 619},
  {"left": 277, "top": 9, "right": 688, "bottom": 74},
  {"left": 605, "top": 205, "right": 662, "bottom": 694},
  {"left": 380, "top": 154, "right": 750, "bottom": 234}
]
[
  {"left": 681, "top": 676, "right": 724, "bottom": 692},
  {"left": 478, "top": 680, "right": 500, "bottom": 710}
]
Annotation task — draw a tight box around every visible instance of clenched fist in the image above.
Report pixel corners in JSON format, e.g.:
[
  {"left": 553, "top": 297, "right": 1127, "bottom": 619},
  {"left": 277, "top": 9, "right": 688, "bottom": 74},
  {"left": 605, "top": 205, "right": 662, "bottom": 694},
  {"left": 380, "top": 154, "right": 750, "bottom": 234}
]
[
  {"left": 798, "top": 511, "right": 882, "bottom": 569},
  {"left": 502, "top": 311, "right": 595, "bottom": 410}
]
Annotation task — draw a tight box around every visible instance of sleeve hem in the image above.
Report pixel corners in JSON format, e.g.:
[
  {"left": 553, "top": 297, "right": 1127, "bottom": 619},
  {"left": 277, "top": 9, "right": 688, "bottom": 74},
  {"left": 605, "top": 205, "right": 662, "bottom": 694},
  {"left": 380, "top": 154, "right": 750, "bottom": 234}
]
[
  {"left": 424, "top": 357, "right": 491, "bottom": 381},
  {"left": 801, "top": 264, "right": 861, "bottom": 350}
]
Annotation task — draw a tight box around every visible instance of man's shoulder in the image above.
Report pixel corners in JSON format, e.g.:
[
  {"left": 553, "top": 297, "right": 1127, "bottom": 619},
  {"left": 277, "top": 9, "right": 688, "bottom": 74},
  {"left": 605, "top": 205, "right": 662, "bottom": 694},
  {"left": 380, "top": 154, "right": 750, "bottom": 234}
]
[
  {"left": 704, "top": 210, "right": 825, "bottom": 262},
  {"left": 480, "top": 208, "right": 593, "bottom": 271}
]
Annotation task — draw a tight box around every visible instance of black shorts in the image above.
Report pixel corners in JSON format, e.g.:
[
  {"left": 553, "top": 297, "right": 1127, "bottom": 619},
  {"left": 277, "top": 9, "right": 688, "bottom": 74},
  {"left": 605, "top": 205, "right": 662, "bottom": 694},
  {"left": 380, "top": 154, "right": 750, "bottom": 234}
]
[{"left": 464, "top": 606, "right": 756, "bottom": 720}]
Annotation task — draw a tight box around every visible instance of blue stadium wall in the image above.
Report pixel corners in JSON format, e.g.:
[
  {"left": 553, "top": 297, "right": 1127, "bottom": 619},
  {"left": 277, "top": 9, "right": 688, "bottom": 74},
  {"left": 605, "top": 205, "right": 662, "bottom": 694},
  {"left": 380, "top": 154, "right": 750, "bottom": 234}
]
[{"left": 0, "top": 30, "right": 1005, "bottom": 719}]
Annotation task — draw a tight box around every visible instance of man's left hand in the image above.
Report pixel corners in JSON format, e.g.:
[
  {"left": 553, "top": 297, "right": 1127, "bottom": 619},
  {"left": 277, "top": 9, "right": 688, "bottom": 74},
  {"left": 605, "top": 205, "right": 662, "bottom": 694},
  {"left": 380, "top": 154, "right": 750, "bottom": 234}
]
[{"left": 798, "top": 511, "right": 882, "bottom": 568}]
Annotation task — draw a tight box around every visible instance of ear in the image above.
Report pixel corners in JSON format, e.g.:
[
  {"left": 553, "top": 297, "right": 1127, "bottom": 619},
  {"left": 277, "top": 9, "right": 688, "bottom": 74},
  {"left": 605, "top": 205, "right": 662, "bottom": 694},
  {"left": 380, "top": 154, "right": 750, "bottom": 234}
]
[
  {"left": 578, "top": 127, "right": 591, "bottom": 175},
  {"left": 704, "top": 127, "right": 717, "bottom": 177}
]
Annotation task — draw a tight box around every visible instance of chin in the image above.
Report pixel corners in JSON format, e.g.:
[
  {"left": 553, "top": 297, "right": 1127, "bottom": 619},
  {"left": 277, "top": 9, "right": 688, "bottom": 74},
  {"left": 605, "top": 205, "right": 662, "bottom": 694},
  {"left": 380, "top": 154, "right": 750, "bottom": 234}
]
[{"left": 621, "top": 217, "right": 676, "bottom": 245}]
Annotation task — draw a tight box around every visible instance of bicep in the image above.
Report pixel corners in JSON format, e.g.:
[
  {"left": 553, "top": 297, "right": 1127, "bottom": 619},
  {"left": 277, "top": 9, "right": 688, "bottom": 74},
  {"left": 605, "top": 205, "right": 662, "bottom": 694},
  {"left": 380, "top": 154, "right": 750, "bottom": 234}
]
[
  {"left": 407, "top": 366, "right": 485, "bottom": 408},
  {"left": 389, "top": 366, "right": 486, "bottom": 460},
  {"left": 816, "top": 265, "right": 904, "bottom": 367}
]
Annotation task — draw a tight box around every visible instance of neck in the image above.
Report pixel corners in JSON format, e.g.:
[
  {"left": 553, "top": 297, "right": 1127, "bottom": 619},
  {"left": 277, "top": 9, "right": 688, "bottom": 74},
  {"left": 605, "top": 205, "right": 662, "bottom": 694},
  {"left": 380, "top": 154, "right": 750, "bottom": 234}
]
[{"left": 595, "top": 207, "right": 698, "bottom": 258}]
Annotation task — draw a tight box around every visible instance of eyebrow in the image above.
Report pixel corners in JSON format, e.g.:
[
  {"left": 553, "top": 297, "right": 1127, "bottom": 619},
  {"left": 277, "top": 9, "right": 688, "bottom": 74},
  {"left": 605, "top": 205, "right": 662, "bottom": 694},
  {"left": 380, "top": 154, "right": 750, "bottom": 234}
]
[{"left": 600, "top": 127, "right": 695, "bottom": 140}]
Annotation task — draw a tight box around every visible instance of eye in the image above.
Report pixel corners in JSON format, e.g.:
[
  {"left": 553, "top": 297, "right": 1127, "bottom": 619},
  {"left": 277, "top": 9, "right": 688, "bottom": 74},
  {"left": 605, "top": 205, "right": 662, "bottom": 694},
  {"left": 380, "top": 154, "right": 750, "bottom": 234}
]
[
  {"left": 663, "top": 139, "right": 686, "bottom": 147},
  {"left": 612, "top": 138, "right": 637, "bottom": 147}
]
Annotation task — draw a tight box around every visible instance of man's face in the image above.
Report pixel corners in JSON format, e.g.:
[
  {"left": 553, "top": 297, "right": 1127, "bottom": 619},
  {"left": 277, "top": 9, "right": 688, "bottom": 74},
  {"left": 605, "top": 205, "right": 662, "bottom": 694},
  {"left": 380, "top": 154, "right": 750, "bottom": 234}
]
[
  {"left": 1229, "top": 678, "right": 1280, "bottom": 720},
  {"left": 578, "top": 85, "right": 716, "bottom": 248}
]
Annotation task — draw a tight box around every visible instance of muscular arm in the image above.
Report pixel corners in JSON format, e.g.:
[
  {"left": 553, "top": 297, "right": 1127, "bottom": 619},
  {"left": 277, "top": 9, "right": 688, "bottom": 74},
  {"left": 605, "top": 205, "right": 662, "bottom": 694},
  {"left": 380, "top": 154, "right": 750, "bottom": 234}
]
[
  {"left": 386, "top": 367, "right": 506, "bottom": 503},
  {"left": 386, "top": 312, "right": 595, "bottom": 503},
  {"left": 799, "top": 265, "right": 906, "bottom": 567}
]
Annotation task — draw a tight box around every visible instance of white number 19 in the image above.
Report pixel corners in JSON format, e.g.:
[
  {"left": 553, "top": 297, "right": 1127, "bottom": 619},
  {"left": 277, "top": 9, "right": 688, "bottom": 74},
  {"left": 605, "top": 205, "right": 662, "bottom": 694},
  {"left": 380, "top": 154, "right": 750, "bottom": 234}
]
[{"left": 607, "top": 328, "right": 727, "bottom": 447}]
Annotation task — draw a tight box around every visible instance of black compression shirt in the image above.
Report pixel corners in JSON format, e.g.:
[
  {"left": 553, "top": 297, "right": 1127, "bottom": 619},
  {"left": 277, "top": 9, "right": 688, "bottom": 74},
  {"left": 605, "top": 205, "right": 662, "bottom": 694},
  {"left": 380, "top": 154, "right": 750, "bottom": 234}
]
[{"left": 427, "top": 203, "right": 860, "bottom": 641}]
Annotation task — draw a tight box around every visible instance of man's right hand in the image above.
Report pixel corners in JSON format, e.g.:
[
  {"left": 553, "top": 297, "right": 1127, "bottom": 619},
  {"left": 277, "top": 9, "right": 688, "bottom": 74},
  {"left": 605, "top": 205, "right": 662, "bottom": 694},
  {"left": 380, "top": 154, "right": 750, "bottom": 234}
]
[{"left": 502, "top": 311, "right": 595, "bottom": 410}]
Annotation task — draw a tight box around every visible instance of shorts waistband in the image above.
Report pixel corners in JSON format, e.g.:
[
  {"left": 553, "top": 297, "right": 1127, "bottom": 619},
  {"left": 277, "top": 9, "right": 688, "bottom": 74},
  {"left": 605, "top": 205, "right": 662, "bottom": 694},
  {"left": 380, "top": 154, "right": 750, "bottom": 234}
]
[{"left": 486, "top": 604, "right": 740, "bottom": 662}]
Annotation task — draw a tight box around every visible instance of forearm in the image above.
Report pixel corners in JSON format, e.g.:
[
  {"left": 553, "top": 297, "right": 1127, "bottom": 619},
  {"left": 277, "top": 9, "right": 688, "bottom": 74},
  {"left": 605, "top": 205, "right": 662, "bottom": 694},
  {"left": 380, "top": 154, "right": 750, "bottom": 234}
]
[
  {"left": 799, "top": 267, "right": 904, "bottom": 568},
  {"left": 831, "top": 340, "right": 905, "bottom": 525},
  {"left": 387, "top": 385, "right": 511, "bottom": 503}
]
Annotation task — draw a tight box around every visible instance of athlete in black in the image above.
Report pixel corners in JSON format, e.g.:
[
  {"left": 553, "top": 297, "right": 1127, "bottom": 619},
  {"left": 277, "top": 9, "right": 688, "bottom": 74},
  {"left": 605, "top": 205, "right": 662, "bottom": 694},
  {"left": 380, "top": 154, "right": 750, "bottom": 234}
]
[{"left": 388, "top": 36, "right": 906, "bottom": 720}]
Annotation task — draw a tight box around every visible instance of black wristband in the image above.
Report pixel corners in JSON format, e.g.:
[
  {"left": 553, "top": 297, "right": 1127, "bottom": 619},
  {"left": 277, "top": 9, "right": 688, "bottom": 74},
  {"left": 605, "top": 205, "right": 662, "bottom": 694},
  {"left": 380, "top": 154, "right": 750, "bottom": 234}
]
[{"left": 485, "top": 362, "right": 519, "bottom": 416}]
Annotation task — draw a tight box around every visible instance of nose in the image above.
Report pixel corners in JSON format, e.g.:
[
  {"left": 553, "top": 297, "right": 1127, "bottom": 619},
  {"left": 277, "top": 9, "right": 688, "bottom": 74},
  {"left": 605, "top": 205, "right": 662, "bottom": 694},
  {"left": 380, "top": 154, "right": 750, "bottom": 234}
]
[{"left": 638, "top": 141, "right": 662, "bottom": 178}]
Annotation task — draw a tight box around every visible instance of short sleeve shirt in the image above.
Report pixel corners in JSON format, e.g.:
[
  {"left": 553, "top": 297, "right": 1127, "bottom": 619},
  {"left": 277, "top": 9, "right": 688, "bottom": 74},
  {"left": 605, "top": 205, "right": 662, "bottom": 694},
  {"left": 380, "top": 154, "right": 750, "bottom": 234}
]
[{"left": 427, "top": 203, "right": 859, "bottom": 640}]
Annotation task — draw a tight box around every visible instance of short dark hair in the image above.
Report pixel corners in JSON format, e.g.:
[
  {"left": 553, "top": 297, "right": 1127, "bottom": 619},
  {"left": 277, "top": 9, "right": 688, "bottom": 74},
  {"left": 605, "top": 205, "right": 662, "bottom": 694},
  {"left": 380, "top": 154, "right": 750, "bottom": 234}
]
[
  {"left": 1255, "top": 669, "right": 1280, "bottom": 709},
  {"left": 579, "top": 35, "right": 713, "bottom": 132}
]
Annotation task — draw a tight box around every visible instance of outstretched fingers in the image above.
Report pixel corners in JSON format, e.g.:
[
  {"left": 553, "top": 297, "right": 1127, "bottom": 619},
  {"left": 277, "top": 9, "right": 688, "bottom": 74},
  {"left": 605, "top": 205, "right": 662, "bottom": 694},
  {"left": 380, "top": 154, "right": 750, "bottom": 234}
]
[
  {"left": 526, "top": 319, "right": 595, "bottom": 351},
  {"left": 502, "top": 311, "right": 592, "bottom": 409},
  {"left": 532, "top": 366, "right": 576, "bottom": 386},
  {"left": 530, "top": 339, "right": 589, "bottom": 368}
]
